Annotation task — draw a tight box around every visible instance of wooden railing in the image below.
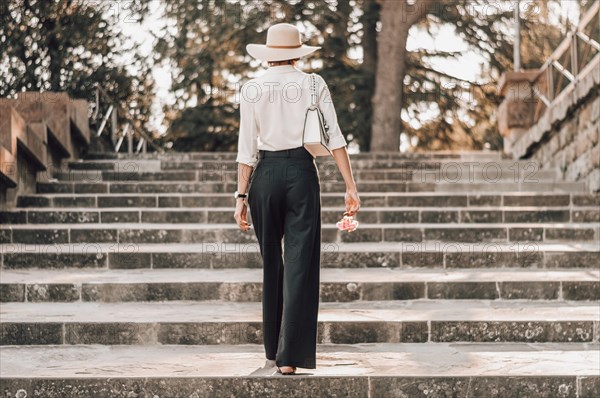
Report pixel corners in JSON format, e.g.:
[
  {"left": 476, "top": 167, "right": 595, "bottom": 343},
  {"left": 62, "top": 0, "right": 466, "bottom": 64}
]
[
  {"left": 531, "top": 2, "right": 599, "bottom": 123},
  {"left": 92, "top": 84, "right": 164, "bottom": 154}
]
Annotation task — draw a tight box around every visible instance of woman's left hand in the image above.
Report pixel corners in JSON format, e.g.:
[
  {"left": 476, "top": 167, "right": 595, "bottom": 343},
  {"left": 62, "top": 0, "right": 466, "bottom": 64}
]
[{"left": 234, "top": 199, "right": 251, "bottom": 231}]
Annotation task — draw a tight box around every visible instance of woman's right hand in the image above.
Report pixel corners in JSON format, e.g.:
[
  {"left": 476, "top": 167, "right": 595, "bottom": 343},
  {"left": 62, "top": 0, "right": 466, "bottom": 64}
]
[{"left": 345, "top": 188, "right": 361, "bottom": 216}]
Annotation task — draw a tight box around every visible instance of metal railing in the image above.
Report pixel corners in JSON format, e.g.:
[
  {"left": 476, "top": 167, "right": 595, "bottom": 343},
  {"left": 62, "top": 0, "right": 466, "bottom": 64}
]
[
  {"left": 531, "top": 2, "right": 600, "bottom": 123},
  {"left": 91, "top": 83, "right": 164, "bottom": 154}
]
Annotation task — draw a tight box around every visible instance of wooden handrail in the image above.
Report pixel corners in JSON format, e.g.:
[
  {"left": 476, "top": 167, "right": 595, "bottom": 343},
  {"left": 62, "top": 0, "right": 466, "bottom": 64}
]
[
  {"left": 535, "top": 2, "right": 599, "bottom": 74},
  {"left": 93, "top": 83, "right": 164, "bottom": 153},
  {"left": 530, "top": 3, "right": 599, "bottom": 122}
]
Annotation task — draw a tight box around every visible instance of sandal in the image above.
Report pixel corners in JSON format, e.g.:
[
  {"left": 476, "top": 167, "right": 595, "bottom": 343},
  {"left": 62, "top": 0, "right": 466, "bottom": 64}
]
[{"left": 277, "top": 366, "right": 297, "bottom": 375}]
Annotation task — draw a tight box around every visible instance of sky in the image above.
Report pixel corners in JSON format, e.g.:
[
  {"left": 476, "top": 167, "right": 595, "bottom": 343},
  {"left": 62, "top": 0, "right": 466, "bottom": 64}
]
[{"left": 114, "top": 0, "right": 582, "bottom": 149}]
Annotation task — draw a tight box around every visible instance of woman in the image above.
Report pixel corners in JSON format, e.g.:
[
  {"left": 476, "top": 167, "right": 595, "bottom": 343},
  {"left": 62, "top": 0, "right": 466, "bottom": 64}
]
[{"left": 233, "top": 22, "right": 361, "bottom": 375}]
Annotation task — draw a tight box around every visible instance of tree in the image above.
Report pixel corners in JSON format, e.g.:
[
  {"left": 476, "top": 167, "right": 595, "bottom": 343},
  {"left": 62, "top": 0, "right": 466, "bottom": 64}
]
[
  {"left": 154, "top": 0, "right": 584, "bottom": 153},
  {"left": 155, "top": 0, "right": 268, "bottom": 151},
  {"left": 155, "top": 0, "right": 353, "bottom": 152},
  {"left": 369, "top": 0, "right": 574, "bottom": 152},
  {"left": 0, "top": 0, "right": 155, "bottom": 131},
  {"left": 371, "top": 0, "right": 446, "bottom": 152}
]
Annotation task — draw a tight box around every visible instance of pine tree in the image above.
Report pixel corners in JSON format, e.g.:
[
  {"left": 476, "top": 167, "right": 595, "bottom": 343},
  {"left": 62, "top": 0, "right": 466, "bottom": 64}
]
[{"left": 0, "top": 0, "right": 155, "bottom": 130}]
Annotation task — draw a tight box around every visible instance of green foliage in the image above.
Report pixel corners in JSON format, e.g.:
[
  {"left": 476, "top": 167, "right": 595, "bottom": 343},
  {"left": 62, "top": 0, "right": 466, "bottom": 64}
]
[
  {"left": 0, "top": 0, "right": 155, "bottom": 128},
  {"left": 162, "top": 101, "right": 240, "bottom": 152},
  {"left": 154, "top": 0, "right": 261, "bottom": 150},
  {"left": 398, "top": 0, "right": 570, "bottom": 151},
  {"left": 158, "top": 0, "right": 558, "bottom": 152},
  {"left": 153, "top": 0, "right": 356, "bottom": 151},
  {"left": 6, "top": 0, "right": 576, "bottom": 152}
]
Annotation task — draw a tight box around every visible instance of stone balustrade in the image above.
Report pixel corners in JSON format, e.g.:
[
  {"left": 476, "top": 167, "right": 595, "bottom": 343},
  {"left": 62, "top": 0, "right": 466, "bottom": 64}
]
[
  {"left": 497, "top": 3, "right": 600, "bottom": 192},
  {"left": 0, "top": 92, "right": 91, "bottom": 209}
]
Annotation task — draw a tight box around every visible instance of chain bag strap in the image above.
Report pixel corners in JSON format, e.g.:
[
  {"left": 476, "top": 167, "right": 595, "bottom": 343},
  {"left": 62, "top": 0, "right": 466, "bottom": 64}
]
[{"left": 302, "top": 73, "right": 333, "bottom": 157}]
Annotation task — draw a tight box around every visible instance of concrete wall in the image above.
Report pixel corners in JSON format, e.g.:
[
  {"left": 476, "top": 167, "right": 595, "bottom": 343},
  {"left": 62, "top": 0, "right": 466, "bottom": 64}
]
[
  {"left": 498, "top": 57, "right": 600, "bottom": 192},
  {"left": 0, "top": 93, "right": 91, "bottom": 209},
  {"left": 526, "top": 90, "right": 599, "bottom": 192}
]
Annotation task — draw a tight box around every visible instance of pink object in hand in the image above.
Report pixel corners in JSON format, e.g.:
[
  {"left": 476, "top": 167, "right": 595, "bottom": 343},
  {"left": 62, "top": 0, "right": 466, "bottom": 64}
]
[{"left": 336, "top": 212, "right": 359, "bottom": 232}]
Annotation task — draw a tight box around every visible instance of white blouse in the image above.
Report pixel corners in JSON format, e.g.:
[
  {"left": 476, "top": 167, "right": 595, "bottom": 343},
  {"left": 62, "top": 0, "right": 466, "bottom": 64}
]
[{"left": 235, "top": 64, "right": 348, "bottom": 167}]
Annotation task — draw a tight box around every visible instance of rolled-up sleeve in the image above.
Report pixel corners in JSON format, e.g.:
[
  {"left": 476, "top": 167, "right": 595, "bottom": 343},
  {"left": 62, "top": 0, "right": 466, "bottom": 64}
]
[
  {"left": 236, "top": 82, "right": 259, "bottom": 167},
  {"left": 316, "top": 74, "right": 348, "bottom": 151}
]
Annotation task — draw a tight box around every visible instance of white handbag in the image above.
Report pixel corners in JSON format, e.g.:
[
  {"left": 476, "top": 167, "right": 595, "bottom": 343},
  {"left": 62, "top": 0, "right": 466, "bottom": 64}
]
[{"left": 302, "top": 73, "right": 333, "bottom": 157}]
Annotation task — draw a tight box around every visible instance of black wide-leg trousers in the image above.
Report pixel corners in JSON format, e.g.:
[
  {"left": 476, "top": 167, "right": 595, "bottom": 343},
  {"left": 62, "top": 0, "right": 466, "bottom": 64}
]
[{"left": 247, "top": 146, "right": 321, "bottom": 369}]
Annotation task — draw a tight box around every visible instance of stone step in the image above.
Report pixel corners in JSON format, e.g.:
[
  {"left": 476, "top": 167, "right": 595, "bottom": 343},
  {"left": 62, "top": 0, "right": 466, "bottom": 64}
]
[
  {"left": 1, "top": 300, "right": 598, "bottom": 345},
  {"left": 1, "top": 268, "right": 597, "bottom": 303},
  {"left": 1, "top": 344, "right": 598, "bottom": 397},
  {"left": 161, "top": 159, "right": 555, "bottom": 173},
  {"left": 64, "top": 154, "right": 565, "bottom": 179},
  {"left": 15, "top": 192, "right": 600, "bottom": 208},
  {"left": 428, "top": 182, "right": 586, "bottom": 192},
  {"left": 49, "top": 168, "right": 560, "bottom": 183},
  {"left": 1, "top": 222, "right": 598, "bottom": 244},
  {"left": 65, "top": 158, "right": 505, "bottom": 171},
  {"left": 82, "top": 149, "right": 508, "bottom": 160},
  {"left": 70, "top": 158, "right": 530, "bottom": 171},
  {"left": 2, "top": 242, "right": 598, "bottom": 269},
  {"left": 2, "top": 206, "right": 598, "bottom": 224},
  {"left": 33, "top": 180, "right": 588, "bottom": 194}
]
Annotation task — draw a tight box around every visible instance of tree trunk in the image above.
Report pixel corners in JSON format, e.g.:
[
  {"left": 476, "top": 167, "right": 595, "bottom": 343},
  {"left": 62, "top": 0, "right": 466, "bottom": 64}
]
[
  {"left": 370, "top": 0, "right": 436, "bottom": 152},
  {"left": 360, "top": 0, "right": 380, "bottom": 151},
  {"left": 334, "top": 0, "right": 351, "bottom": 58},
  {"left": 370, "top": 0, "right": 409, "bottom": 152},
  {"left": 361, "top": 0, "right": 379, "bottom": 75}
]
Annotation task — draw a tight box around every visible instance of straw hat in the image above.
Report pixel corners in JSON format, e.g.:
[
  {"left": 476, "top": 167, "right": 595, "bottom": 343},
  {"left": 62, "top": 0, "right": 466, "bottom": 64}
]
[{"left": 246, "top": 23, "right": 321, "bottom": 62}]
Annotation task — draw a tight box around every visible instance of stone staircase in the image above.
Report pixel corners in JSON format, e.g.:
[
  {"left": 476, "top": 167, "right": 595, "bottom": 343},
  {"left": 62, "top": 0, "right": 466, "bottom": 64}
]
[{"left": 1, "top": 150, "right": 599, "bottom": 397}]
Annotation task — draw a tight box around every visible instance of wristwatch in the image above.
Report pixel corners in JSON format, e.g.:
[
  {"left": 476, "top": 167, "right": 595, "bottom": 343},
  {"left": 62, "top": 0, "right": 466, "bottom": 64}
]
[{"left": 234, "top": 190, "right": 247, "bottom": 199}]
